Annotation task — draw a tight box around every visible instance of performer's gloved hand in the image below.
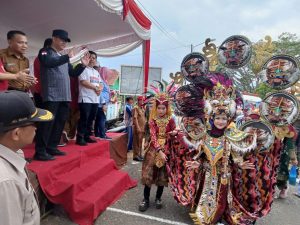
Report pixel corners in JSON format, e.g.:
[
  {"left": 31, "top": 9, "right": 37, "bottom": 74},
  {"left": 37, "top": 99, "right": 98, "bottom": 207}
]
[
  {"left": 238, "top": 160, "right": 255, "bottom": 170},
  {"left": 158, "top": 150, "right": 168, "bottom": 162},
  {"left": 168, "top": 129, "right": 179, "bottom": 136},
  {"left": 185, "top": 161, "right": 200, "bottom": 169}
]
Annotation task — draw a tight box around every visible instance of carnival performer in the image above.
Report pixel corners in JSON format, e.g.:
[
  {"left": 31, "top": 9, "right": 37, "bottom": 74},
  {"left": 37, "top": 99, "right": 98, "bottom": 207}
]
[
  {"left": 168, "top": 72, "right": 257, "bottom": 225},
  {"left": 167, "top": 47, "right": 261, "bottom": 224},
  {"left": 166, "top": 33, "right": 300, "bottom": 224},
  {"left": 132, "top": 96, "right": 146, "bottom": 161},
  {"left": 187, "top": 74, "right": 256, "bottom": 225},
  {"left": 138, "top": 81, "right": 177, "bottom": 212}
]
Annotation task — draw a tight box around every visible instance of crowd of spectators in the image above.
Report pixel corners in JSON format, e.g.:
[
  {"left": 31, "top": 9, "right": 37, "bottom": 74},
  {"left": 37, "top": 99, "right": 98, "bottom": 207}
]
[
  {"left": 0, "top": 29, "right": 112, "bottom": 161},
  {"left": 0, "top": 29, "right": 150, "bottom": 225}
]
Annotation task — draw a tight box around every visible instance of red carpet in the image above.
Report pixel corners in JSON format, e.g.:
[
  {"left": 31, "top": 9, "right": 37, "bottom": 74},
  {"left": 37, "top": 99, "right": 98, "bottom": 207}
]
[{"left": 24, "top": 133, "right": 137, "bottom": 225}]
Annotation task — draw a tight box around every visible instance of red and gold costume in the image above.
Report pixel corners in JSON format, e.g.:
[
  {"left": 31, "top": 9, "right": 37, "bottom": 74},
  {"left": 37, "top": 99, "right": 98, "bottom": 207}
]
[
  {"left": 142, "top": 115, "right": 176, "bottom": 186},
  {"left": 141, "top": 92, "right": 176, "bottom": 187},
  {"left": 168, "top": 72, "right": 259, "bottom": 224},
  {"left": 138, "top": 81, "right": 179, "bottom": 212}
]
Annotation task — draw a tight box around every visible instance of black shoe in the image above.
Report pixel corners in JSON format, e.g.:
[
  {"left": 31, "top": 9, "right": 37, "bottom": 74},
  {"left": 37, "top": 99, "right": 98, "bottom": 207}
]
[
  {"left": 85, "top": 137, "right": 97, "bottom": 143},
  {"left": 138, "top": 199, "right": 149, "bottom": 212},
  {"left": 155, "top": 199, "right": 163, "bottom": 209},
  {"left": 48, "top": 149, "right": 66, "bottom": 156},
  {"left": 133, "top": 156, "right": 143, "bottom": 162},
  {"left": 57, "top": 142, "right": 67, "bottom": 147},
  {"left": 104, "top": 136, "right": 112, "bottom": 140},
  {"left": 34, "top": 153, "right": 55, "bottom": 161},
  {"left": 25, "top": 158, "right": 33, "bottom": 163},
  {"left": 76, "top": 138, "right": 87, "bottom": 146}
]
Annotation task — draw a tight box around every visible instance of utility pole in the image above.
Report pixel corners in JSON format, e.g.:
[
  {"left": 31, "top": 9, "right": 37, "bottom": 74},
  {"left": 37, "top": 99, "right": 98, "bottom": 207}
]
[{"left": 190, "top": 38, "right": 216, "bottom": 53}]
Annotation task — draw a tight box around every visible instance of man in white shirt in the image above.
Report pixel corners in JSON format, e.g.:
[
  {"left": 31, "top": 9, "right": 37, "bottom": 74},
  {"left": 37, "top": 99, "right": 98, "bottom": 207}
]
[{"left": 76, "top": 51, "right": 103, "bottom": 146}]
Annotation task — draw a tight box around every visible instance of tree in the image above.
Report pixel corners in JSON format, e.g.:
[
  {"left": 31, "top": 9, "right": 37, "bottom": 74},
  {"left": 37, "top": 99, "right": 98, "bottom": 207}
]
[
  {"left": 273, "top": 32, "right": 300, "bottom": 57},
  {"left": 250, "top": 36, "right": 275, "bottom": 76}
]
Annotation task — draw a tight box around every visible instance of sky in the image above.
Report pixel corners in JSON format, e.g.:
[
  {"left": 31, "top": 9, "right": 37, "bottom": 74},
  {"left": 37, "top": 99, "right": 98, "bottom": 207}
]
[{"left": 100, "top": 0, "right": 300, "bottom": 81}]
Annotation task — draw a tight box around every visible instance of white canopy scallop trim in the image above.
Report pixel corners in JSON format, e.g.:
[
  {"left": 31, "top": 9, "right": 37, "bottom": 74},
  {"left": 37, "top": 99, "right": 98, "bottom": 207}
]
[
  {"left": 94, "top": 0, "right": 151, "bottom": 40},
  {"left": 125, "top": 11, "right": 151, "bottom": 40},
  {"left": 69, "top": 40, "right": 142, "bottom": 63},
  {"left": 94, "top": 0, "right": 123, "bottom": 15},
  {"left": 95, "top": 40, "right": 143, "bottom": 57}
]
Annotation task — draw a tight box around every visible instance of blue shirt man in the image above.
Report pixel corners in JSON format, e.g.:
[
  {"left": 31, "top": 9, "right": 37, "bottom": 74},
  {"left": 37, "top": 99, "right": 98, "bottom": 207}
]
[
  {"left": 94, "top": 77, "right": 111, "bottom": 139},
  {"left": 124, "top": 97, "right": 134, "bottom": 151}
]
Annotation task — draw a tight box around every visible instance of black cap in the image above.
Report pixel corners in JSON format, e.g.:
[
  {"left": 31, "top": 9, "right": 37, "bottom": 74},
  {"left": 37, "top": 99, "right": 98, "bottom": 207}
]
[
  {"left": 52, "top": 29, "right": 71, "bottom": 42},
  {"left": 0, "top": 91, "right": 54, "bottom": 133}
]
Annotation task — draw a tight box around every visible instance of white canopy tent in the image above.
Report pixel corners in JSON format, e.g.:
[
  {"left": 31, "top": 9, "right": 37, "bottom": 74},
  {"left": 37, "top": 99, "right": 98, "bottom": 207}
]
[{"left": 0, "top": 0, "right": 151, "bottom": 89}]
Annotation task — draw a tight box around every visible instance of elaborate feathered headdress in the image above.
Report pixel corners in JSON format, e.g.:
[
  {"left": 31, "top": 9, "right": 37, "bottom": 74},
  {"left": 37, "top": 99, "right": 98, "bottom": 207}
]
[
  {"left": 204, "top": 73, "right": 239, "bottom": 119},
  {"left": 144, "top": 80, "right": 178, "bottom": 119}
]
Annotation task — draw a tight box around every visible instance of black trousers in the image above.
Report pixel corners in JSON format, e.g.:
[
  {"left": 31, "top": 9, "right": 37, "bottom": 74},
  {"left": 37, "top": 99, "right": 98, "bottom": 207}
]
[
  {"left": 33, "top": 93, "right": 43, "bottom": 108},
  {"left": 77, "top": 103, "right": 98, "bottom": 139},
  {"left": 143, "top": 185, "right": 164, "bottom": 201},
  {"left": 94, "top": 107, "right": 107, "bottom": 138},
  {"left": 35, "top": 101, "right": 70, "bottom": 155}
]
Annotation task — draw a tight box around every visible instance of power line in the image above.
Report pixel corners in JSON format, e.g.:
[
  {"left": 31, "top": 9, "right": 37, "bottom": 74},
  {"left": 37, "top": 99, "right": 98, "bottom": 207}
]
[
  {"left": 153, "top": 45, "right": 189, "bottom": 53},
  {"left": 135, "top": 0, "right": 186, "bottom": 47},
  {"left": 115, "top": 45, "right": 189, "bottom": 57}
]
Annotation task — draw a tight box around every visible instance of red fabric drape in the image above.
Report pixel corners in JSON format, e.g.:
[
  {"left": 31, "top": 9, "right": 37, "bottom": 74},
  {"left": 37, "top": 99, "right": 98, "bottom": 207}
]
[
  {"left": 0, "top": 60, "right": 8, "bottom": 91},
  {"left": 127, "top": 0, "right": 151, "bottom": 29},
  {"left": 143, "top": 40, "right": 150, "bottom": 92},
  {"left": 123, "top": 0, "right": 151, "bottom": 93}
]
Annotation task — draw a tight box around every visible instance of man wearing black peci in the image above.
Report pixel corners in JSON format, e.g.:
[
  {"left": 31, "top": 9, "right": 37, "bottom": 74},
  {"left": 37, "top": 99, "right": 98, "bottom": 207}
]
[{"left": 34, "top": 29, "right": 90, "bottom": 161}]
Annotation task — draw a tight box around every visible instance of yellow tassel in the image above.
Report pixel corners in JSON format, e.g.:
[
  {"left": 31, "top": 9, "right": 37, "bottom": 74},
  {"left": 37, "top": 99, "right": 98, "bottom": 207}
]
[
  {"left": 232, "top": 212, "right": 243, "bottom": 224},
  {"left": 189, "top": 213, "right": 202, "bottom": 225},
  {"left": 221, "top": 177, "right": 228, "bottom": 185}
]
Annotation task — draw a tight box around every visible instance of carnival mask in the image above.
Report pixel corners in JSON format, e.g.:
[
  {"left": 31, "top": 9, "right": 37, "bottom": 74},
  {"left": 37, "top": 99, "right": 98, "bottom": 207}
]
[
  {"left": 260, "top": 55, "right": 300, "bottom": 90},
  {"left": 181, "top": 53, "right": 209, "bottom": 83},
  {"left": 260, "top": 92, "right": 299, "bottom": 126},
  {"left": 204, "top": 81, "right": 237, "bottom": 119},
  {"left": 218, "top": 35, "right": 252, "bottom": 69},
  {"left": 242, "top": 121, "right": 274, "bottom": 153},
  {"left": 181, "top": 117, "right": 206, "bottom": 140}
]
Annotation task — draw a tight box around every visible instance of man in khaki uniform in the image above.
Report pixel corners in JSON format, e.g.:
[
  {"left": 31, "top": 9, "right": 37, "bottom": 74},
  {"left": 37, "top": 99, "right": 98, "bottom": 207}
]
[
  {"left": 0, "top": 90, "right": 53, "bottom": 225},
  {"left": 132, "top": 96, "right": 146, "bottom": 161},
  {"left": 0, "top": 30, "right": 36, "bottom": 91}
]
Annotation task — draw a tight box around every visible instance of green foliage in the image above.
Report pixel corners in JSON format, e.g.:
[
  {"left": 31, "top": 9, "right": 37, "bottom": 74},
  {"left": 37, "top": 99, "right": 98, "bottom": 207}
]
[
  {"left": 255, "top": 83, "right": 275, "bottom": 99},
  {"left": 273, "top": 32, "right": 300, "bottom": 57}
]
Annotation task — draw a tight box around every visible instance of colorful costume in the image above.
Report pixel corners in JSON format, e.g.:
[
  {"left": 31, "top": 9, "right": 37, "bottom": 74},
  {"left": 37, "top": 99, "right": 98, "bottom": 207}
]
[
  {"left": 228, "top": 118, "right": 279, "bottom": 224},
  {"left": 166, "top": 36, "right": 300, "bottom": 225},
  {"left": 168, "top": 72, "right": 257, "bottom": 225},
  {"left": 260, "top": 55, "right": 300, "bottom": 195},
  {"left": 139, "top": 81, "right": 177, "bottom": 212},
  {"left": 132, "top": 96, "right": 146, "bottom": 160},
  {"left": 141, "top": 115, "right": 176, "bottom": 187}
]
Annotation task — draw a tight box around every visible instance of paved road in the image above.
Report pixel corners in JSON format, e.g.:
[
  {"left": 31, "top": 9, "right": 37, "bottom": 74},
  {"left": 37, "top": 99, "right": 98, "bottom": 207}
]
[{"left": 42, "top": 154, "right": 300, "bottom": 225}]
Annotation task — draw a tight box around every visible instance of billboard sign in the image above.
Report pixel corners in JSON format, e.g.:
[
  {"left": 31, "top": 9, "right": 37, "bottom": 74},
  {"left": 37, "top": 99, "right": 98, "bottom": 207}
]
[{"left": 120, "top": 65, "right": 162, "bottom": 95}]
